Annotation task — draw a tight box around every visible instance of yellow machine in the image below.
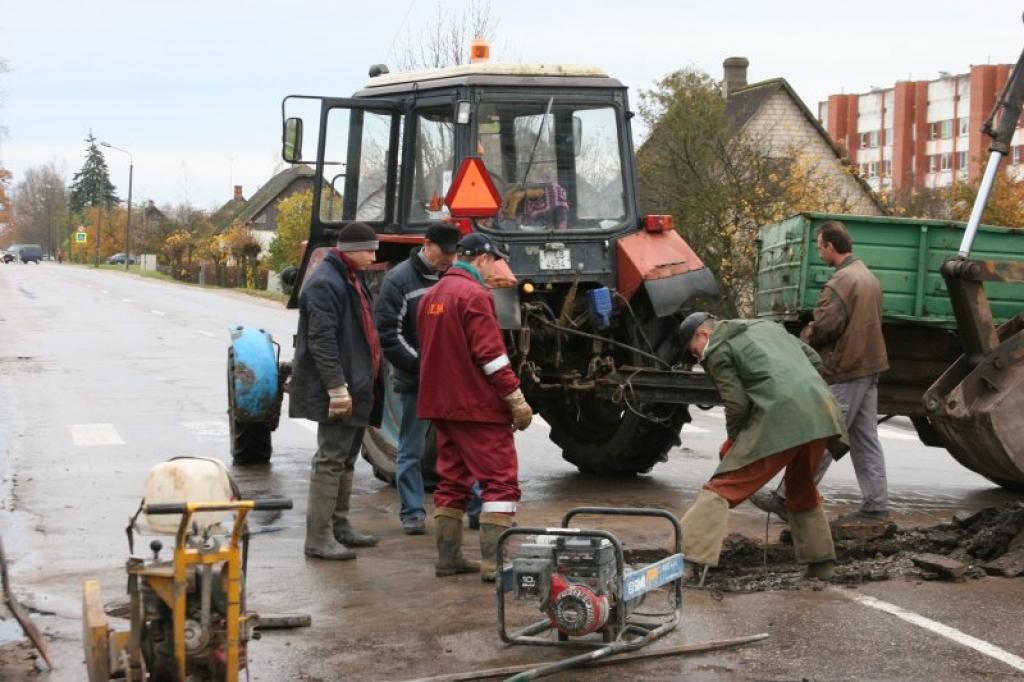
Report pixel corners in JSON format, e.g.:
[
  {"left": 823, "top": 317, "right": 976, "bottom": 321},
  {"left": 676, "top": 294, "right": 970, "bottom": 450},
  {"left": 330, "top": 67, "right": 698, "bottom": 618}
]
[{"left": 83, "top": 457, "right": 292, "bottom": 681}]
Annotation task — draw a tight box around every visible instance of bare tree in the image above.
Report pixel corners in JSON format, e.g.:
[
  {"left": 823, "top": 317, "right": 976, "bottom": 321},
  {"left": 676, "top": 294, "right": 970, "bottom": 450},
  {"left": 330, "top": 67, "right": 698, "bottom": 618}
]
[
  {"left": 393, "top": 0, "right": 498, "bottom": 71},
  {"left": 10, "top": 162, "right": 69, "bottom": 255}
]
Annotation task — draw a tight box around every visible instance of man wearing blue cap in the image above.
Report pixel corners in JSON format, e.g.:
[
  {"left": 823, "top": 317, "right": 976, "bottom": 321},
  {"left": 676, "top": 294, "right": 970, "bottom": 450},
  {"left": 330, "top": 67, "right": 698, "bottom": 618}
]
[{"left": 418, "top": 232, "right": 533, "bottom": 581}]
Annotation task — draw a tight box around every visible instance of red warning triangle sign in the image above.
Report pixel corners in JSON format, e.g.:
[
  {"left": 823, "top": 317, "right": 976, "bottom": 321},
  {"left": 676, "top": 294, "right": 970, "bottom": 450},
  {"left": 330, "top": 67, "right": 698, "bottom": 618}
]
[{"left": 444, "top": 157, "right": 501, "bottom": 218}]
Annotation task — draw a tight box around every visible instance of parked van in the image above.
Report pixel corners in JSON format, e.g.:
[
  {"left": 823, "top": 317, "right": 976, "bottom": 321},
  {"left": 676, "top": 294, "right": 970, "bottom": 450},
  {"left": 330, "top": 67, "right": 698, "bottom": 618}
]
[{"left": 13, "top": 244, "right": 43, "bottom": 264}]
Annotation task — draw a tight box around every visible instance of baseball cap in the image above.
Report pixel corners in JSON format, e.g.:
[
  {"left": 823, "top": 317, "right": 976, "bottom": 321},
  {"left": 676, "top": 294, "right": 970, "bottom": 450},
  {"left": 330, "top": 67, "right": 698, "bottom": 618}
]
[
  {"left": 425, "top": 224, "right": 462, "bottom": 254},
  {"left": 456, "top": 232, "right": 509, "bottom": 260}
]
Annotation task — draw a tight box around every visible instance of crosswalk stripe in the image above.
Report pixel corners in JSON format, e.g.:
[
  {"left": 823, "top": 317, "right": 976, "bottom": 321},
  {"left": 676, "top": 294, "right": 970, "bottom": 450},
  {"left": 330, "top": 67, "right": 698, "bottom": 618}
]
[
  {"left": 70, "top": 423, "right": 125, "bottom": 447},
  {"left": 181, "top": 421, "right": 228, "bottom": 438}
]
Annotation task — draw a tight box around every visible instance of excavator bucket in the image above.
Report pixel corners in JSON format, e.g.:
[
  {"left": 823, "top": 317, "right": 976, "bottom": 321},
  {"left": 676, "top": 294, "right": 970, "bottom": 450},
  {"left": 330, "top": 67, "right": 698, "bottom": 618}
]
[{"left": 924, "top": 314, "right": 1024, "bottom": 489}]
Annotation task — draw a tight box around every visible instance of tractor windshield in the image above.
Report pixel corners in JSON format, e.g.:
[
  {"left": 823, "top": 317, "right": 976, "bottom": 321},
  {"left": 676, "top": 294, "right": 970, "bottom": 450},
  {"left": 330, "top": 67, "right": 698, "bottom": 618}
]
[{"left": 476, "top": 99, "right": 627, "bottom": 232}]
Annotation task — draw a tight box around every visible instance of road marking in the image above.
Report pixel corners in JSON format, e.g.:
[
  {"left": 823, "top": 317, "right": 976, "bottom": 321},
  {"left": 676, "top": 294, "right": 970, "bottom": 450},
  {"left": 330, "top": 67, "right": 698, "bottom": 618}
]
[
  {"left": 683, "top": 424, "right": 710, "bottom": 434},
  {"left": 121, "top": 298, "right": 133, "bottom": 303},
  {"left": 698, "top": 410, "right": 724, "bottom": 420},
  {"left": 151, "top": 309, "right": 166, "bottom": 316},
  {"left": 195, "top": 330, "right": 216, "bottom": 338},
  {"left": 181, "top": 421, "right": 228, "bottom": 438},
  {"left": 70, "top": 423, "right": 125, "bottom": 447},
  {"left": 843, "top": 592, "right": 1024, "bottom": 674},
  {"left": 290, "top": 418, "right": 319, "bottom": 434},
  {"left": 101, "top": 289, "right": 109, "bottom": 294},
  {"left": 878, "top": 426, "right": 918, "bottom": 442}
]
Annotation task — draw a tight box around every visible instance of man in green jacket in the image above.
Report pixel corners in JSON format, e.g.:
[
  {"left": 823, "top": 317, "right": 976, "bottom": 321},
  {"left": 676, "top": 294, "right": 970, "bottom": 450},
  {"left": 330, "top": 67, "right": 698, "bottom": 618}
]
[{"left": 678, "top": 314, "right": 848, "bottom": 579}]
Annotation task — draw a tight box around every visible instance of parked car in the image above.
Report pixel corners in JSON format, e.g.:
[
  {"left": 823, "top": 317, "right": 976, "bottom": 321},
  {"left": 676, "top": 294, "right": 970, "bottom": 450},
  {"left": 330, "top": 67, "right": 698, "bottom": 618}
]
[
  {"left": 106, "top": 252, "right": 136, "bottom": 265},
  {"left": 11, "top": 244, "right": 42, "bottom": 264}
]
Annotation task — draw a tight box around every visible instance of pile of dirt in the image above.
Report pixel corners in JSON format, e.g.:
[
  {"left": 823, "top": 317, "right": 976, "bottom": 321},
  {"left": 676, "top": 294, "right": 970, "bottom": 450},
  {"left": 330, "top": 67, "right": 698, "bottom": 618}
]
[{"left": 695, "top": 502, "right": 1024, "bottom": 594}]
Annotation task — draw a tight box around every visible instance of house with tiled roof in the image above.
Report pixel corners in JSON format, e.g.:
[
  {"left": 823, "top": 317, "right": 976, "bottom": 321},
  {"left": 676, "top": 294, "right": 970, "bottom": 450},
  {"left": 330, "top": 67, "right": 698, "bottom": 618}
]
[
  {"left": 721, "top": 57, "right": 884, "bottom": 215},
  {"left": 212, "top": 165, "right": 315, "bottom": 254}
]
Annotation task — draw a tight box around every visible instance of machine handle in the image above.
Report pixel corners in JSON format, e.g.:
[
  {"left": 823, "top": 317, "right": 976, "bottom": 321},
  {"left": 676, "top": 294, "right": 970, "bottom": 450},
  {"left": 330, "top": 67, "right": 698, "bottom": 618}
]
[{"left": 145, "top": 499, "right": 293, "bottom": 515}]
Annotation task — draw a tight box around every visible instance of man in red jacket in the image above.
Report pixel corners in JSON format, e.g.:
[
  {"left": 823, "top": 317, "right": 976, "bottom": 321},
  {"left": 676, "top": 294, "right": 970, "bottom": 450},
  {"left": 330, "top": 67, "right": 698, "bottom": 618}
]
[{"left": 417, "top": 232, "right": 533, "bottom": 581}]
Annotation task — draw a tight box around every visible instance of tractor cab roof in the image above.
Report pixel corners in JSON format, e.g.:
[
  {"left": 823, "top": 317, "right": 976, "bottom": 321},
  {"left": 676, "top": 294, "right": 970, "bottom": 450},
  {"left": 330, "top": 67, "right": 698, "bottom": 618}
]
[{"left": 354, "top": 62, "right": 625, "bottom": 97}]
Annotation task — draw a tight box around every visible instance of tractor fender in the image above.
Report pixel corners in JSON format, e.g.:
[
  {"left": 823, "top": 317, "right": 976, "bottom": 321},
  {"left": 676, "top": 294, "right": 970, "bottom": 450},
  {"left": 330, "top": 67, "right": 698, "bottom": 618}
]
[
  {"left": 228, "top": 326, "right": 281, "bottom": 422},
  {"left": 616, "top": 230, "right": 719, "bottom": 317}
]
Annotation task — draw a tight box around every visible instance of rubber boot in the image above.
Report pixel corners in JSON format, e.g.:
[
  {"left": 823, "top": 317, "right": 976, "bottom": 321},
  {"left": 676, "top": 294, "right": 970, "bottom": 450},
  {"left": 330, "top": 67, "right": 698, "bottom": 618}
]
[
  {"left": 789, "top": 505, "right": 836, "bottom": 580},
  {"left": 434, "top": 507, "right": 481, "bottom": 577},
  {"left": 333, "top": 470, "right": 378, "bottom": 547},
  {"left": 479, "top": 512, "right": 514, "bottom": 583},
  {"left": 305, "top": 473, "right": 356, "bottom": 560},
  {"left": 680, "top": 489, "right": 730, "bottom": 569}
]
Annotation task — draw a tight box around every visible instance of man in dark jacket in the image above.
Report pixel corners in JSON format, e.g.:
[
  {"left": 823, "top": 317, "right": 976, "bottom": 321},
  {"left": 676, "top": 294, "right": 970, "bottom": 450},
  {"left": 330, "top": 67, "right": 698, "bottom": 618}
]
[
  {"left": 374, "top": 223, "right": 461, "bottom": 535},
  {"left": 752, "top": 220, "right": 890, "bottom": 522},
  {"left": 678, "top": 314, "right": 848, "bottom": 579},
  {"left": 417, "top": 233, "right": 533, "bottom": 581},
  {"left": 289, "top": 222, "right": 384, "bottom": 560}
]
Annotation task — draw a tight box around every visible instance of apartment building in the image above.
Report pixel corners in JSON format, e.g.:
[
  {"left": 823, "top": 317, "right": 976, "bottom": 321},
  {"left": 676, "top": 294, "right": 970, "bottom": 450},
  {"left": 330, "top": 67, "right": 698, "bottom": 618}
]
[{"left": 819, "top": 64, "right": 1019, "bottom": 193}]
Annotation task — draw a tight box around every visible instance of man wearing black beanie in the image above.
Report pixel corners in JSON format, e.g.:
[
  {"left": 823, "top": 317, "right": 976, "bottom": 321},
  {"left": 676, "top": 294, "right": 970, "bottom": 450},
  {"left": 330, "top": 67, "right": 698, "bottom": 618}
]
[{"left": 289, "top": 222, "right": 384, "bottom": 560}]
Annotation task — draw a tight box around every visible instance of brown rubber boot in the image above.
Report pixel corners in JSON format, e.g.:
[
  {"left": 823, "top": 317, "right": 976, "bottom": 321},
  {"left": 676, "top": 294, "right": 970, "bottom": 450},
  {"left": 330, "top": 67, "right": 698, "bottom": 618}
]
[
  {"left": 479, "top": 511, "right": 514, "bottom": 583},
  {"left": 434, "top": 507, "right": 481, "bottom": 577},
  {"left": 680, "top": 489, "right": 730, "bottom": 569},
  {"left": 333, "top": 470, "right": 378, "bottom": 547},
  {"left": 304, "top": 473, "right": 356, "bottom": 560},
  {"left": 789, "top": 505, "right": 837, "bottom": 580}
]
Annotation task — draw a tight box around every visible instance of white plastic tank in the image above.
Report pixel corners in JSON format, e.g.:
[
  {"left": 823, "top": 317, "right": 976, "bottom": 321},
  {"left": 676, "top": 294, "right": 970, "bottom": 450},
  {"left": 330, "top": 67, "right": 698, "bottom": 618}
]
[{"left": 143, "top": 457, "right": 235, "bottom": 535}]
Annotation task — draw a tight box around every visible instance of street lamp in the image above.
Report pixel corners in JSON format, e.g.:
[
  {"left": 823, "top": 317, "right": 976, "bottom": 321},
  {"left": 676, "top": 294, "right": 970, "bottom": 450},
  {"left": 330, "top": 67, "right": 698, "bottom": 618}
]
[{"left": 100, "top": 141, "right": 133, "bottom": 270}]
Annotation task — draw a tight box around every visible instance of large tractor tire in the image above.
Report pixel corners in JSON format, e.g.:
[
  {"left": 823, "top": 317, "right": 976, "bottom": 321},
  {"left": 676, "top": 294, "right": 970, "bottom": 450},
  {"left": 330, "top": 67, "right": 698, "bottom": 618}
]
[
  {"left": 361, "top": 362, "right": 439, "bottom": 487},
  {"left": 544, "top": 397, "right": 689, "bottom": 475},
  {"left": 227, "top": 347, "right": 273, "bottom": 466}
]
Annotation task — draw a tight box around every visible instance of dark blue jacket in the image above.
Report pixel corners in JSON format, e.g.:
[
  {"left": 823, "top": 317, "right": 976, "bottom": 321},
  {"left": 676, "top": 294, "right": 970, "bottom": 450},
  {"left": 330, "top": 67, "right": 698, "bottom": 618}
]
[
  {"left": 373, "top": 248, "right": 440, "bottom": 393},
  {"left": 288, "top": 250, "right": 383, "bottom": 426}
]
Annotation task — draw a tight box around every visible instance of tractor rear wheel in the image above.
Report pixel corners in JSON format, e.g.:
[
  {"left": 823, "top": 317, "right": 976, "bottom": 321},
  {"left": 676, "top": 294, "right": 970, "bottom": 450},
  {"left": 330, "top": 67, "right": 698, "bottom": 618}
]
[{"left": 544, "top": 397, "right": 689, "bottom": 475}]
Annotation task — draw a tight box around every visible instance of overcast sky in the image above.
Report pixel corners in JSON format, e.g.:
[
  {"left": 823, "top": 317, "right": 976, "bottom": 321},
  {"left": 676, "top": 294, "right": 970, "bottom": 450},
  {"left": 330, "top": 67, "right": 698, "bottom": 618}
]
[{"left": 3, "top": 0, "right": 1024, "bottom": 210}]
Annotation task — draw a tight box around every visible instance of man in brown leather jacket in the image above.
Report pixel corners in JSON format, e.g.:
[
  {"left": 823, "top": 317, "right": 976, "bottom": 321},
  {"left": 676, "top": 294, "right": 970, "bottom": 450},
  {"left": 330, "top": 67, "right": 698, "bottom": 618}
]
[{"left": 752, "top": 220, "right": 890, "bottom": 522}]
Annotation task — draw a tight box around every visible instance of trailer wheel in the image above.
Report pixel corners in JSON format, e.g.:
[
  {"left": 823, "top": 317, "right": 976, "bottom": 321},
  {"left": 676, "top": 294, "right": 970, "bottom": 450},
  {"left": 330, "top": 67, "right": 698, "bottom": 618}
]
[
  {"left": 227, "top": 348, "right": 272, "bottom": 465},
  {"left": 361, "top": 362, "right": 439, "bottom": 487},
  {"left": 544, "top": 397, "right": 689, "bottom": 475}
]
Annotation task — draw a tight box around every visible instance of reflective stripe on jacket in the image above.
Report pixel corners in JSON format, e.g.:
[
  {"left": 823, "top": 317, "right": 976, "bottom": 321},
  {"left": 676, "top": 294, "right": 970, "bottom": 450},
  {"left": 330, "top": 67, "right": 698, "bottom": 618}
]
[{"left": 417, "top": 267, "right": 519, "bottom": 423}]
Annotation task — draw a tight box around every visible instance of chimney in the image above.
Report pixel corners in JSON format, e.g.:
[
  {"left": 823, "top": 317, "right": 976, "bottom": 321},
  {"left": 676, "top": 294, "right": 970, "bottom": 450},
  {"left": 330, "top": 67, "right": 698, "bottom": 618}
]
[
  {"left": 234, "top": 185, "right": 244, "bottom": 201},
  {"left": 723, "top": 57, "right": 749, "bottom": 98}
]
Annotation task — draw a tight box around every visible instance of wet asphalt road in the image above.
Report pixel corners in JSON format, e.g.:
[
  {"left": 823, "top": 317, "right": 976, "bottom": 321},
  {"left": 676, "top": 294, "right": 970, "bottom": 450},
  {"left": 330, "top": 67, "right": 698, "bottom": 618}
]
[{"left": 1, "top": 262, "right": 1023, "bottom": 681}]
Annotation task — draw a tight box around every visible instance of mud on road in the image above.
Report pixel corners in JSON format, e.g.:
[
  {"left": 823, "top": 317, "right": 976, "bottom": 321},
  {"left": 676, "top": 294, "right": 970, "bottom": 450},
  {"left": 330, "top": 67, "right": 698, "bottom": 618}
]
[{"left": 686, "top": 501, "right": 1024, "bottom": 595}]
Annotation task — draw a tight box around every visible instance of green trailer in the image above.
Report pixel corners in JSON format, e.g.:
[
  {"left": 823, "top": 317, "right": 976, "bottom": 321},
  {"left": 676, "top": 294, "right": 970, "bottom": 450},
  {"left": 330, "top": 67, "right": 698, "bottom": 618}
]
[{"left": 755, "top": 212, "right": 1024, "bottom": 489}]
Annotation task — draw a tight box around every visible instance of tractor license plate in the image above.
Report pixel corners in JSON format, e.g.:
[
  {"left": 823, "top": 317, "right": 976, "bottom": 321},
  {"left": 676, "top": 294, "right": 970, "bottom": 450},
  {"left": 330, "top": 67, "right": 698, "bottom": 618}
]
[{"left": 539, "top": 248, "right": 571, "bottom": 271}]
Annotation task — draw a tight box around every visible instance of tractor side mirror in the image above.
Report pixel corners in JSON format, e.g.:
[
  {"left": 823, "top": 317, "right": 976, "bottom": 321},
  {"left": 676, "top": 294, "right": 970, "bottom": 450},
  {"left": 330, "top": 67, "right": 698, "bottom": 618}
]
[{"left": 283, "top": 117, "right": 304, "bottom": 163}]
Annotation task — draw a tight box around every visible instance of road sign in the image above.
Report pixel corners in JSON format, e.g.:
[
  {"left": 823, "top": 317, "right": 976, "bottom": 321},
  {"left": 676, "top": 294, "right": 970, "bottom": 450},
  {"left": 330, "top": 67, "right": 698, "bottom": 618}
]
[
  {"left": 444, "top": 157, "right": 501, "bottom": 218},
  {"left": 75, "top": 231, "right": 87, "bottom": 244}
]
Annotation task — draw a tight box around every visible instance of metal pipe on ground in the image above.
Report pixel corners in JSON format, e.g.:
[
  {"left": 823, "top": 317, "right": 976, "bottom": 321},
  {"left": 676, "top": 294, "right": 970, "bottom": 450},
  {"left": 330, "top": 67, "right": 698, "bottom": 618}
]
[{"left": 388, "top": 633, "right": 769, "bottom": 682}]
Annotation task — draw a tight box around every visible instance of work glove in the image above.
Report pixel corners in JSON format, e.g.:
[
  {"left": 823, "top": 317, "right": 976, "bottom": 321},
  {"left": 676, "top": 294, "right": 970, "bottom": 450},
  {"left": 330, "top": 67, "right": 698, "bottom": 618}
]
[
  {"left": 718, "top": 438, "right": 733, "bottom": 460},
  {"left": 503, "top": 388, "right": 533, "bottom": 431},
  {"left": 327, "top": 384, "right": 353, "bottom": 422}
]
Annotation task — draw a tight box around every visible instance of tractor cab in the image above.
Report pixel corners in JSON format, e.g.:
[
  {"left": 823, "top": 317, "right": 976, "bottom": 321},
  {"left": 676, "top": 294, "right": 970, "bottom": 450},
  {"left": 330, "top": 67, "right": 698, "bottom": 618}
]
[{"left": 281, "top": 59, "right": 642, "bottom": 304}]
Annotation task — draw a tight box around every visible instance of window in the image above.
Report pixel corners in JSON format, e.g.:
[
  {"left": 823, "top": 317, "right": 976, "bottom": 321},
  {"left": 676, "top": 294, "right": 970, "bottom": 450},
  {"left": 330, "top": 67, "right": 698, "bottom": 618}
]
[
  {"left": 883, "top": 160, "right": 892, "bottom": 177},
  {"left": 959, "top": 118, "right": 970, "bottom": 136},
  {"left": 884, "top": 128, "right": 893, "bottom": 146},
  {"left": 957, "top": 151, "right": 968, "bottom": 171},
  {"left": 476, "top": 100, "right": 626, "bottom": 232},
  {"left": 408, "top": 108, "right": 455, "bottom": 224},
  {"left": 868, "top": 161, "right": 879, "bottom": 178},
  {"left": 940, "top": 152, "right": 953, "bottom": 171},
  {"left": 941, "top": 120, "right": 954, "bottom": 139},
  {"left": 319, "top": 106, "right": 397, "bottom": 223},
  {"left": 860, "top": 130, "right": 880, "bottom": 148},
  {"left": 1014, "top": 146, "right": 1022, "bottom": 165},
  {"left": 929, "top": 120, "right": 954, "bottom": 140},
  {"left": 860, "top": 162, "right": 870, "bottom": 176},
  {"left": 928, "top": 155, "right": 939, "bottom": 173}
]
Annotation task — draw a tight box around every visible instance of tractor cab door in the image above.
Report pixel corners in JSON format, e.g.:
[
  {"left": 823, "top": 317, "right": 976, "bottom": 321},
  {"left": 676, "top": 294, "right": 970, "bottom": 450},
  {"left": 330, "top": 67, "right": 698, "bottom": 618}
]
[{"left": 281, "top": 95, "right": 401, "bottom": 307}]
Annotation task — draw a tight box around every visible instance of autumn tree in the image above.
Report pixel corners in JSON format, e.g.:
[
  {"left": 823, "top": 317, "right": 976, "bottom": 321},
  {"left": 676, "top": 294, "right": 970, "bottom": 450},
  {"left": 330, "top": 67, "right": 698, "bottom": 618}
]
[
  {"left": 638, "top": 68, "right": 856, "bottom": 315},
  {"left": 265, "top": 189, "right": 312, "bottom": 272},
  {"left": 221, "top": 223, "right": 263, "bottom": 288}
]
